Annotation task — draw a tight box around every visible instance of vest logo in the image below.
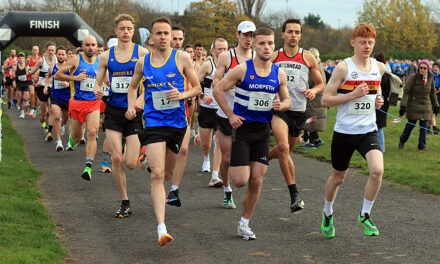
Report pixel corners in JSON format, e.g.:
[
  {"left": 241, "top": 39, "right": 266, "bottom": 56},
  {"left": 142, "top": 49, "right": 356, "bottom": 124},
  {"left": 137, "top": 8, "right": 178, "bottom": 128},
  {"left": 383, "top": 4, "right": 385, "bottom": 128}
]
[
  {"left": 131, "top": 58, "right": 138, "bottom": 62},
  {"left": 351, "top": 72, "right": 359, "bottom": 79},
  {"left": 110, "top": 59, "right": 114, "bottom": 62},
  {"left": 166, "top": 73, "right": 176, "bottom": 78},
  {"left": 270, "top": 79, "right": 276, "bottom": 83},
  {"left": 30, "top": 20, "right": 60, "bottom": 29},
  {"left": 144, "top": 75, "right": 154, "bottom": 79},
  {"left": 250, "top": 74, "right": 255, "bottom": 80}
]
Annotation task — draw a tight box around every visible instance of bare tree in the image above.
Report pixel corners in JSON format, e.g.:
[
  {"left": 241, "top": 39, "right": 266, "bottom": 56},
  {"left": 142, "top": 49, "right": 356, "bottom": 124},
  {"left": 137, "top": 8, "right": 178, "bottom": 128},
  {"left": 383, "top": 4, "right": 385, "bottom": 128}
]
[{"left": 237, "top": 0, "right": 265, "bottom": 21}]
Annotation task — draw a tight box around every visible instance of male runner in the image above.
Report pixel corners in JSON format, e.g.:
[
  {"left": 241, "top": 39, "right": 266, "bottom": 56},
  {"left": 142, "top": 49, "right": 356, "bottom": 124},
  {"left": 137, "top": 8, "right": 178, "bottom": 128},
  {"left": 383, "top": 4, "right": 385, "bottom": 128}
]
[
  {"left": 212, "top": 20, "right": 256, "bottom": 209},
  {"left": 96, "top": 44, "right": 105, "bottom": 55},
  {"left": 12, "top": 52, "right": 29, "bottom": 118},
  {"left": 26, "top": 45, "right": 40, "bottom": 118},
  {"left": 95, "top": 14, "right": 148, "bottom": 217},
  {"left": 126, "top": 16, "right": 201, "bottom": 246},
  {"left": 171, "top": 25, "right": 185, "bottom": 50},
  {"left": 197, "top": 38, "right": 228, "bottom": 187},
  {"left": 269, "top": 19, "right": 324, "bottom": 213},
  {"left": 194, "top": 43, "right": 204, "bottom": 72},
  {"left": 214, "top": 27, "right": 290, "bottom": 240},
  {"left": 184, "top": 45, "right": 194, "bottom": 59},
  {"left": 320, "top": 24, "right": 385, "bottom": 238},
  {"left": 30, "top": 41, "right": 57, "bottom": 140},
  {"left": 2, "top": 49, "right": 18, "bottom": 109},
  {"left": 45, "top": 46, "right": 70, "bottom": 151},
  {"left": 55, "top": 35, "right": 104, "bottom": 181}
]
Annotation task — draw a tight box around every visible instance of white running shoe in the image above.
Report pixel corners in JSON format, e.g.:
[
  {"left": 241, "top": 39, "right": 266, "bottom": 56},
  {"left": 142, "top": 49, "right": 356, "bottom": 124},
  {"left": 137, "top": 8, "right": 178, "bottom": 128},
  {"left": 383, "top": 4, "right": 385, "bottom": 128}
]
[
  {"left": 190, "top": 128, "right": 196, "bottom": 138},
  {"left": 61, "top": 125, "right": 65, "bottom": 136},
  {"left": 66, "top": 142, "right": 73, "bottom": 151},
  {"left": 237, "top": 222, "right": 256, "bottom": 240},
  {"left": 19, "top": 110, "right": 25, "bottom": 119},
  {"left": 208, "top": 177, "right": 223, "bottom": 187},
  {"left": 56, "top": 141, "right": 64, "bottom": 152},
  {"left": 201, "top": 160, "right": 211, "bottom": 172}
]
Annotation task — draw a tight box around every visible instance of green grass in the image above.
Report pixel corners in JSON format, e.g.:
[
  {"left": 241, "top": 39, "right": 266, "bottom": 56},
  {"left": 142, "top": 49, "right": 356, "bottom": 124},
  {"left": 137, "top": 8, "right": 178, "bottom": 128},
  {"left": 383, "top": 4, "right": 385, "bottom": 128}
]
[
  {"left": 293, "top": 105, "right": 440, "bottom": 195},
  {"left": 0, "top": 113, "right": 66, "bottom": 263}
]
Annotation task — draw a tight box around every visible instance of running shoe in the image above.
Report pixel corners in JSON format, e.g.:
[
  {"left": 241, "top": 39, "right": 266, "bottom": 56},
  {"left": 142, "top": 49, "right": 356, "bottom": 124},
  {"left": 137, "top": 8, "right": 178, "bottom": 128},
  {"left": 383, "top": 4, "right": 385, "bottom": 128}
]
[
  {"left": 358, "top": 213, "right": 379, "bottom": 236},
  {"left": 290, "top": 192, "right": 305, "bottom": 213},
  {"left": 25, "top": 109, "right": 30, "bottom": 116},
  {"left": 158, "top": 233, "right": 174, "bottom": 247},
  {"left": 81, "top": 166, "right": 92, "bottom": 181},
  {"left": 237, "top": 222, "right": 256, "bottom": 240},
  {"left": 314, "top": 139, "right": 325, "bottom": 147},
  {"left": 56, "top": 141, "right": 64, "bottom": 152},
  {"left": 201, "top": 160, "right": 211, "bottom": 172},
  {"left": 321, "top": 211, "right": 335, "bottom": 239},
  {"left": 31, "top": 109, "right": 36, "bottom": 119},
  {"left": 42, "top": 121, "right": 46, "bottom": 129},
  {"left": 66, "top": 142, "right": 74, "bottom": 151},
  {"left": 190, "top": 128, "right": 196, "bottom": 138},
  {"left": 138, "top": 145, "right": 150, "bottom": 171},
  {"left": 166, "top": 189, "right": 181, "bottom": 207},
  {"left": 19, "top": 111, "right": 25, "bottom": 119},
  {"left": 115, "top": 202, "right": 132, "bottom": 218},
  {"left": 208, "top": 177, "right": 223, "bottom": 187},
  {"left": 80, "top": 137, "right": 86, "bottom": 145},
  {"left": 299, "top": 142, "right": 317, "bottom": 149},
  {"left": 223, "top": 192, "right": 236, "bottom": 209},
  {"left": 100, "top": 162, "right": 112, "bottom": 173},
  {"left": 69, "top": 135, "right": 78, "bottom": 150},
  {"left": 45, "top": 132, "right": 53, "bottom": 142},
  {"left": 7, "top": 102, "right": 11, "bottom": 109},
  {"left": 194, "top": 133, "right": 200, "bottom": 147}
]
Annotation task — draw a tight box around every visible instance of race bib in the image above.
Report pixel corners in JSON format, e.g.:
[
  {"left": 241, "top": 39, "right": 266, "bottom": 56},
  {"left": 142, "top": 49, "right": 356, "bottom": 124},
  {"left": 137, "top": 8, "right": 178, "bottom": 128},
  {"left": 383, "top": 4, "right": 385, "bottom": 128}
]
[
  {"left": 111, "top": 76, "right": 131, "bottom": 93},
  {"left": 152, "top": 91, "right": 180, "bottom": 110},
  {"left": 103, "top": 84, "right": 110, "bottom": 96},
  {"left": 17, "top": 75, "right": 27, "bottom": 81},
  {"left": 348, "top": 94, "right": 375, "bottom": 115},
  {"left": 54, "top": 80, "right": 66, "bottom": 89},
  {"left": 80, "top": 78, "right": 95, "bottom": 92},
  {"left": 248, "top": 92, "right": 274, "bottom": 111},
  {"left": 284, "top": 68, "right": 301, "bottom": 89}
]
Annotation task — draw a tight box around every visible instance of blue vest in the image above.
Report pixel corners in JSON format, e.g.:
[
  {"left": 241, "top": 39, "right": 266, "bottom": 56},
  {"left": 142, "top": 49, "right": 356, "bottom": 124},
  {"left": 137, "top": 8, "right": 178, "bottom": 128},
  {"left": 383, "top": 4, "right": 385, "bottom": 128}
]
[
  {"left": 72, "top": 53, "right": 99, "bottom": 101},
  {"left": 142, "top": 49, "right": 187, "bottom": 128},
  {"left": 234, "top": 59, "right": 280, "bottom": 123},
  {"left": 51, "top": 64, "right": 71, "bottom": 101},
  {"left": 107, "top": 44, "right": 140, "bottom": 108}
]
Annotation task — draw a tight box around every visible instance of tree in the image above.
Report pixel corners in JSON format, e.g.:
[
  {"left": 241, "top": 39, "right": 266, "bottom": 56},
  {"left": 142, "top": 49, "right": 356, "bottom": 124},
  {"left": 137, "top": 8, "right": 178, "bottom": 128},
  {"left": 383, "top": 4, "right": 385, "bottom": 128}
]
[
  {"left": 357, "top": 0, "right": 437, "bottom": 53},
  {"left": 304, "top": 13, "right": 324, "bottom": 29},
  {"left": 237, "top": 0, "right": 265, "bottom": 22}
]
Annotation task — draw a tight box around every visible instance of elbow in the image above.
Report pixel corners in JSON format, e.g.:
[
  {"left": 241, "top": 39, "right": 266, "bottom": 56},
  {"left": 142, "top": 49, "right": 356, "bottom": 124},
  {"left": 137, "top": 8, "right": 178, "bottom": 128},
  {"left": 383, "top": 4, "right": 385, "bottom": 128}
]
[{"left": 321, "top": 97, "right": 329, "bottom": 107}]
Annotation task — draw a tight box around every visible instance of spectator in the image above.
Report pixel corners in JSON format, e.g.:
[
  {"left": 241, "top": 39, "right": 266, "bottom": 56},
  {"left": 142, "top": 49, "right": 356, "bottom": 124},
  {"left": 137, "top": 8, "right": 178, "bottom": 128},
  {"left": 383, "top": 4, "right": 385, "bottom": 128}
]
[
  {"left": 428, "top": 61, "right": 440, "bottom": 134},
  {"left": 407, "top": 60, "right": 417, "bottom": 77},
  {"left": 394, "top": 66, "right": 404, "bottom": 79},
  {"left": 398, "top": 59, "right": 439, "bottom": 150},
  {"left": 374, "top": 52, "right": 391, "bottom": 152}
]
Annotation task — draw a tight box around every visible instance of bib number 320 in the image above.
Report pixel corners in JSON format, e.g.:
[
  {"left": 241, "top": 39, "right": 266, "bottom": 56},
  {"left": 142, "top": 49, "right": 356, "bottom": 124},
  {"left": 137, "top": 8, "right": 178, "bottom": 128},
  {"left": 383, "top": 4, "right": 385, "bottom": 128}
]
[{"left": 348, "top": 95, "right": 375, "bottom": 115}]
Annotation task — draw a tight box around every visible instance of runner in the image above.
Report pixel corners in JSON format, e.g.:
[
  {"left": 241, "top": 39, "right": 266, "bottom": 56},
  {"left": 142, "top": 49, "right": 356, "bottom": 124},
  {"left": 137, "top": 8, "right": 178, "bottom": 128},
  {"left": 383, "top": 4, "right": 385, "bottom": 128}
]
[
  {"left": 94, "top": 14, "right": 148, "bottom": 217},
  {"left": 212, "top": 20, "right": 256, "bottom": 209},
  {"left": 184, "top": 45, "right": 194, "bottom": 59},
  {"left": 194, "top": 43, "right": 204, "bottom": 72},
  {"left": 125, "top": 16, "right": 201, "bottom": 246},
  {"left": 11, "top": 52, "right": 30, "bottom": 118},
  {"left": 96, "top": 44, "right": 104, "bottom": 55},
  {"left": 320, "top": 24, "right": 385, "bottom": 238},
  {"left": 270, "top": 19, "right": 324, "bottom": 213},
  {"left": 45, "top": 46, "right": 70, "bottom": 151},
  {"left": 171, "top": 25, "right": 185, "bottom": 50},
  {"left": 214, "top": 27, "right": 290, "bottom": 240},
  {"left": 30, "top": 41, "right": 57, "bottom": 140},
  {"left": 54, "top": 35, "right": 104, "bottom": 181},
  {"left": 2, "top": 49, "right": 18, "bottom": 109},
  {"left": 196, "top": 38, "right": 228, "bottom": 187},
  {"left": 26, "top": 45, "right": 40, "bottom": 118}
]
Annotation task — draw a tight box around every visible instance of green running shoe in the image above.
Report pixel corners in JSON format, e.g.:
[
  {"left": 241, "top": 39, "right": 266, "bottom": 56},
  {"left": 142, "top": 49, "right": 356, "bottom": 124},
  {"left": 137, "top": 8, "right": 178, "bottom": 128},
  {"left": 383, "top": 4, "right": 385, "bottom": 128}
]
[
  {"left": 81, "top": 166, "right": 92, "bottom": 181},
  {"left": 321, "top": 211, "right": 335, "bottom": 239},
  {"left": 223, "top": 191, "right": 236, "bottom": 209},
  {"left": 69, "top": 135, "right": 78, "bottom": 149},
  {"left": 358, "top": 213, "right": 379, "bottom": 236}
]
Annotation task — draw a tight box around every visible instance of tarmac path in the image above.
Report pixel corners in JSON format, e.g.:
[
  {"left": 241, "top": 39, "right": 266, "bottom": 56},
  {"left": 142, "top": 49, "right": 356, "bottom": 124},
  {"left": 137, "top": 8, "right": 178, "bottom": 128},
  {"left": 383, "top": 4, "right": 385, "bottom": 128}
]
[{"left": 9, "top": 112, "right": 440, "bottom": 264}]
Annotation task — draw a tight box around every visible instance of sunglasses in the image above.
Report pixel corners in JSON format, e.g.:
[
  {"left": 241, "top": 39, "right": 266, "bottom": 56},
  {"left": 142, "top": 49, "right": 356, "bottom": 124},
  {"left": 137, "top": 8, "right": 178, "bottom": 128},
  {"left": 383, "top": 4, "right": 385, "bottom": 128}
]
[{"left": 419, "top": 66, "right": 428, "bottom": 70}]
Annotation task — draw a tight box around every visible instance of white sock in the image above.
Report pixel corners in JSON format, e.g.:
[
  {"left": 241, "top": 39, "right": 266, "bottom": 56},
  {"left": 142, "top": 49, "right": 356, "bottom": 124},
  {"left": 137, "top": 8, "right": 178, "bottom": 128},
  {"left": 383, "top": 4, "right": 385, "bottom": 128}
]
[
  {"left": 213, "top": 135, "right": 217, "bottom": 150},
  {"left": 324, "top": 199, "right": 334, "bottom": 217},
  {"left": 224, "top": 186, "right": 232, "bottom": 192},
  {"left": 212, "top": 171, "right": 219, "bottom": 178},
  {"left": 56, "top": 140, "right": 62, "bottom": 145},
  {"left": 157, "top": 223, "right": 167, "bottom": 239},
  {"left": 240, "top": 216, "right": 249, "bottom": 225},
  {"left": 170, "top": 185, "right": 179, "bottom": 191},
  {"left": 204, "top": 155, "right": 210, "bottom": 162},
  {"left": 361, "top": 198, "right": 375, "bottom": 217}
]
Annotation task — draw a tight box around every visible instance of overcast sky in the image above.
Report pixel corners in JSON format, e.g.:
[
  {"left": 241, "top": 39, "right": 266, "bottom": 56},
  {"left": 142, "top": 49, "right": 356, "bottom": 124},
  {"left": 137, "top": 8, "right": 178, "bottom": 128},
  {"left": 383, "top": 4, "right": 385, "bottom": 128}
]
[{"left": 154, "top": 0, "right": 365, "bottom": 28}]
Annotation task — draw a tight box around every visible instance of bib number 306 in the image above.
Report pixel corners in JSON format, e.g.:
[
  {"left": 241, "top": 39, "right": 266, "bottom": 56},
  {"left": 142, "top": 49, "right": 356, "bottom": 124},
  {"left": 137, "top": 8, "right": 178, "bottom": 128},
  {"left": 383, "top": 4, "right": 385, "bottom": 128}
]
[{"left": 248, "top": 92, "right": 274, "bottom": 111}]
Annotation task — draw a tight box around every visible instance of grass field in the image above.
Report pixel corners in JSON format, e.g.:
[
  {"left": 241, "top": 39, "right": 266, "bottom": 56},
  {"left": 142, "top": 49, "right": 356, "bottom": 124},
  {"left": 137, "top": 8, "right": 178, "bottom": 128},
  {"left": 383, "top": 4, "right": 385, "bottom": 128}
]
[
  {"left": 0, "top": 113, "right": 66, "bottom": 263},
  {"left": 294, "top": 105, "right": 440, "bottom": 195}
]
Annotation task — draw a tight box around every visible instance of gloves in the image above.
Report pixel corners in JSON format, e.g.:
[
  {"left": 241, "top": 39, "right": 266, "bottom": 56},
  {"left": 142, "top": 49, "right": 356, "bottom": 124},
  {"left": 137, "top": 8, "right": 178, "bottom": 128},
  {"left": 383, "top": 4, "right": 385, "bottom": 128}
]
[{"left": 399, "top": 106, "right": 406, "bottom": 117}]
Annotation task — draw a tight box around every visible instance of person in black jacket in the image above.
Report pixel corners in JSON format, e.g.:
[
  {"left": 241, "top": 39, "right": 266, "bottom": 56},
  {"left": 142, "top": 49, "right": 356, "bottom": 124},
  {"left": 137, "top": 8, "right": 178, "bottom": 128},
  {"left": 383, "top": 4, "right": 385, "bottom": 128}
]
[{"left": 374, "top": 52, "right": 391, "bottom": 152}]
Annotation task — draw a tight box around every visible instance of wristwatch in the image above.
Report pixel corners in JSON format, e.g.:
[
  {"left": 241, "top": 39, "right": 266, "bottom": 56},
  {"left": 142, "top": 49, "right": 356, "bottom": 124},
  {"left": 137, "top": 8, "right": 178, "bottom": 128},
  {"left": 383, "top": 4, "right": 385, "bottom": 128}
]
[{"left": 200, "top": 93, "right": 205, "bottom": 99}]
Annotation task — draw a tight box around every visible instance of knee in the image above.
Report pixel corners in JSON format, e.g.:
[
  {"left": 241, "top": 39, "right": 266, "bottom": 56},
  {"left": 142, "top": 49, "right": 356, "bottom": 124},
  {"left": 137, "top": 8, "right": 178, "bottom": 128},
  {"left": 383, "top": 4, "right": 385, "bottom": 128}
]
[
  {"left": 87, "top": 127, "right": 98, "bottom": 138},
  {"left": 232, "top": 177, "right": 247, "bottom": 188},
  {"left": 112, "top": 152, "right": 123, "bottom": 166},
  {"left": 125, "top": 160, "right": 137, "bottom": 170},
  {"left": 369, "top": 167, "right": 383, "bottom": 181},
  {"left": 331, "top": 173, "right": 346, "bottom": 186},
  {"left": 277, "top": 142, "right": 290, "bottom": 157},
  {"left": 249, "top": 176, "right": 263, "bottom": 190},
  {"left": 179, "top": 145, "right": 188, "bottom": 157},
  {"left": 150, "top": 168, "right": 165, "bottom": 182}
]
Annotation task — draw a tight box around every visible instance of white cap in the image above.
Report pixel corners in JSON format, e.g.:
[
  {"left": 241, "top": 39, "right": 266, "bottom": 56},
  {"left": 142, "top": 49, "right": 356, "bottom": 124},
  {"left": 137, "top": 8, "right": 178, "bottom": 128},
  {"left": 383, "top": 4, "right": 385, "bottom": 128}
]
[
  {"left": 107, "top": 38, "right": 118, "bottom": 48},
  {"left": 237, "top": 21, "right": 256, "bottom": 33}
]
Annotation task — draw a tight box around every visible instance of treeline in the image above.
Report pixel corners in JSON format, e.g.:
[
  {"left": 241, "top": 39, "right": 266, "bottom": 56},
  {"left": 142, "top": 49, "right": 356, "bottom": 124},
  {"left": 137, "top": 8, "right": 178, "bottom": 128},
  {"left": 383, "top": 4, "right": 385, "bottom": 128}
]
[{"left": 1, "top": 0, "right": 439, "bottom": 61}]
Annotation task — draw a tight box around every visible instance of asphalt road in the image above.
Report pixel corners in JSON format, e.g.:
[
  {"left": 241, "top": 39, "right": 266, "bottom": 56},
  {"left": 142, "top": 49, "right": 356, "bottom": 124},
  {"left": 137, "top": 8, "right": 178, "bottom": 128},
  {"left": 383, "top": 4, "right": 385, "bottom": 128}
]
[{"left": 8, "top": 110, "right": 440, "bottom": 264}]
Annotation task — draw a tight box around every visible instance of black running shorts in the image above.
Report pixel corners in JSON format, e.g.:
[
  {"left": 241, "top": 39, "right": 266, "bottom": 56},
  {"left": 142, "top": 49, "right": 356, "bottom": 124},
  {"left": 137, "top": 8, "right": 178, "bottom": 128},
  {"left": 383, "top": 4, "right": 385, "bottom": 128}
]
[
  {"left": 274, "top": 110, "right": 306, "bottom": 137},
  {"left": 51, "top": 96, "right": 69, "bottom": 112},
  {"left": 230, "top": 122, "right": 270, "bottom": 166},
  {"left": 331, "top": 131, "right": 382, "bottom": 171},
  {"left": 35, "top": 85, "right": 51, "bottom": 102},
  {"left": 216, "top": 114, "right": 232, "bottom": 136},
  {"left": 138, "top": 126, "right": 187, "bottom": 154},
  {"left": 104, "top": 104, "right": 143, "bottom": 137},
  {"left": 198, "top": 106, "right": 217, "bottom": 129}
]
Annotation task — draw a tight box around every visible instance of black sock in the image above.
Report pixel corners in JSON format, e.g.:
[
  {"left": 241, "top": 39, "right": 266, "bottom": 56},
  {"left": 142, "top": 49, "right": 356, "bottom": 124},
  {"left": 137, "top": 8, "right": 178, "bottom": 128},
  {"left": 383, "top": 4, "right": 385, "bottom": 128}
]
[
  {"left": 86, "top": 163, "right": 92, "bottom": 168},
  {"left": 122, "top": 200, "right": 130, "bottom": 206},
  {"left": 48, "top": 125, "right": 53, "bottom": 133},
  {"left": 288, "top": 184, "right": 298, "bottom": 195}
]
